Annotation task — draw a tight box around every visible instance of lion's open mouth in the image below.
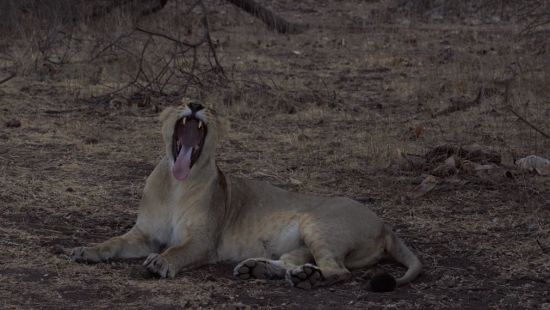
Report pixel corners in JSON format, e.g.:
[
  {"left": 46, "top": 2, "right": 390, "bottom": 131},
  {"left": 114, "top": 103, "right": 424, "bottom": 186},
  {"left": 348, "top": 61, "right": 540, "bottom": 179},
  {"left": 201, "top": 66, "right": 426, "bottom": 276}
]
[{"left": 171, "top": 115, "right": 207, "bottom": 181}]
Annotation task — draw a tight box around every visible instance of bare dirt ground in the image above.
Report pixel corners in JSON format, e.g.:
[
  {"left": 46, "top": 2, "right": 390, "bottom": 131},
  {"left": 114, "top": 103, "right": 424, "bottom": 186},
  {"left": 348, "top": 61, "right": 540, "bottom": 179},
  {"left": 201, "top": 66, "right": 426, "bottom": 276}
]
[{"left": 1, "top": 0, "right": 550, "bottom": 309}]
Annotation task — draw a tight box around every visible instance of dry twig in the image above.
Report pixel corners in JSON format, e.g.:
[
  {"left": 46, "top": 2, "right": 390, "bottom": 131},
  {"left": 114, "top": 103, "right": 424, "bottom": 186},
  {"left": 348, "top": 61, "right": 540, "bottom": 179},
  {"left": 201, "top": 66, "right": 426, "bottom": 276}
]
[
  {"left": 0, "top": 72, "right": 16, "bottom": 85},
  {"left": 508, "top": 106, "right": 550, "bottom": 139}
]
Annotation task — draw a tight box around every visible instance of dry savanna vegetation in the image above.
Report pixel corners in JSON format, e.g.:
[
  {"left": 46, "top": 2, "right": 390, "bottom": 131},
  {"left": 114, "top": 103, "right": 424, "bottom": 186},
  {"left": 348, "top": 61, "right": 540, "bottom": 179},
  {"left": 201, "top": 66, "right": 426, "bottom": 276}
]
[{"left": 1, "top": 0, "right": 549, "bottom": 309}]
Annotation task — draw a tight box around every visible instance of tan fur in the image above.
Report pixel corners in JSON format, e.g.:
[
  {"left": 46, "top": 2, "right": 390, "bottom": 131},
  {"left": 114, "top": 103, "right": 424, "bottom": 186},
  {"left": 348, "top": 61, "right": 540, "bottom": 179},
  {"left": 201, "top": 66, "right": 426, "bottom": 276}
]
[{"left": 71, "top": 101, "right": 422, "bottom": 288}]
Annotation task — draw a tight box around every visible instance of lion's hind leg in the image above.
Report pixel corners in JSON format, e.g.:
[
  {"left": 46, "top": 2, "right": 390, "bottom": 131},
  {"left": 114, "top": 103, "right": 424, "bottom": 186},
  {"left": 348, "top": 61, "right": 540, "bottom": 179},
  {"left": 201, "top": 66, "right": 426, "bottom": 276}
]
[
  {"left": 288, "top": 219, "right": 353, "bottom": 288},
  {"left": 234, "top": 258, "right": 286, "bottom": 280},
  {"left": 280, "top": 245, "right": 349, "bottom": 290},
  {"left": 234, "top": 246, "right": 313, "bottom": 280},
  {"left": 286, "top": 256, "right": 351, "bottom": 289}
]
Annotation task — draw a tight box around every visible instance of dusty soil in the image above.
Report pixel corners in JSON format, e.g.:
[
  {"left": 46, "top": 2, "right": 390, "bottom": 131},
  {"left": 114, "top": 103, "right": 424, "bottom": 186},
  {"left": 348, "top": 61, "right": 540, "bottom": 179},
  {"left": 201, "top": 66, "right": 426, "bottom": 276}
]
[{"left": 1, "top": 0, "right": 549, "bottom": 309}]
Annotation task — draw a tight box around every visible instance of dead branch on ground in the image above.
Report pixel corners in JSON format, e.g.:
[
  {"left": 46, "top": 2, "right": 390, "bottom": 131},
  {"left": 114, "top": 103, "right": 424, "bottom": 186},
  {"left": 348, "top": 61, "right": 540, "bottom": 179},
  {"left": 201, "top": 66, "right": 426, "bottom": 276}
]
[
  {"left": 225, "top": 0, "right": 305, "bottom": 34},
  {"left": 508, "top": 106, "right": 550, "bottom": 139},
  {"left": 89, "top": 0, "right": 169, "bottom": 20},
  {"left": 0, "top": 72, "right": 16, "bottom": 85},
  {"left": 87, "top": 0, "right": 305, "bottom": 34}
]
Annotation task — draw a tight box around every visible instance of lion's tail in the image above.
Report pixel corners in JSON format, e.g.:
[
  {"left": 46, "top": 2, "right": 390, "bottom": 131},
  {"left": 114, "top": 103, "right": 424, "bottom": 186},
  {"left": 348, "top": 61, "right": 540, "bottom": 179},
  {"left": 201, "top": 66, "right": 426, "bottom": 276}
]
[{"left": 384, "top": 226, "right": 422, "bottom": 286}]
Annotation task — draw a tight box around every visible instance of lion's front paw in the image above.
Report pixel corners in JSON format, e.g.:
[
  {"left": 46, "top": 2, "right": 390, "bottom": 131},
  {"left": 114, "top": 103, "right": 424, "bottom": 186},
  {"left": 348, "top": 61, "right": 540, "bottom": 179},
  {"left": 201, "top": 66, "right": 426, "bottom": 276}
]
[
  {"left": 286, "top": 263, "right": 323, "bottom": 289},
  {"left": 70, "top": 246, "right": 104, "bottom": 263},
  {"left": 143, "top": 253, "right": 176, "bottom": 278}
]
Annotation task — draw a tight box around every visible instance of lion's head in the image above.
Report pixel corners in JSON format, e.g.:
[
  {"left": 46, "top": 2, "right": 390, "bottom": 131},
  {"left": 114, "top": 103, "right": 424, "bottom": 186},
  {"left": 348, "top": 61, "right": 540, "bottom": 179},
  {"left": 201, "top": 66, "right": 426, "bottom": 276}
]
[{"left": 160, "top": 100, "right": 225, "bottom": 182}]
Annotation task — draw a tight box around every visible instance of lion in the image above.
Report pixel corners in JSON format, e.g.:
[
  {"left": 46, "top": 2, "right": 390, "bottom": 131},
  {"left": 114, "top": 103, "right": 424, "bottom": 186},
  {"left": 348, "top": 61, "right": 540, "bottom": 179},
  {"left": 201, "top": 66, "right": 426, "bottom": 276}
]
[{"left": 71, "top": 100, "right": 422, "bottom": 291}]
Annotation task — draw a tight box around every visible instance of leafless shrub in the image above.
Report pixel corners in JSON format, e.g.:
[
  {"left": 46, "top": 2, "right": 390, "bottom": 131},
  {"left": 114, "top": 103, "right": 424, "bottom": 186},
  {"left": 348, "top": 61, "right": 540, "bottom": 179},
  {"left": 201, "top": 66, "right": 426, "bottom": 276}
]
[
  {"left": 1, "top": 0, "right": 305, "bottom": 103},
  {"left": 85, "top": 0, "right": 226, "bottom": 100},
  {"left": 0, "top": 1, "right": 225, "bottom": 104}
]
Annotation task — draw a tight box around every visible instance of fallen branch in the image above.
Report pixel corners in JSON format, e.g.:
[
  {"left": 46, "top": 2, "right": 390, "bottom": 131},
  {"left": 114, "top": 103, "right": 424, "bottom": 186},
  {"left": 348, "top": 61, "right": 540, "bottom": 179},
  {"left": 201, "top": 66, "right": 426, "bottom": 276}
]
[
  {"left": 89, "top": 0, "right": 305, "bottom": 34},
  {"left": 0, "top": 72, "right": 16, "bottom": 85},
  {"left": 226, "top": 0, "right": 305, "bottom": 34},
  {"left": 509, "top": 106, "right": 550, "bottom": 139},
  {"left": 89, "top": 0, "right": 169, "bottom": 20},
  {"left": 139, "top": 0, "right": 169, "bottom": 17},
  {"left": 89, "top": 0, "right": 134, "bottom": 19}
]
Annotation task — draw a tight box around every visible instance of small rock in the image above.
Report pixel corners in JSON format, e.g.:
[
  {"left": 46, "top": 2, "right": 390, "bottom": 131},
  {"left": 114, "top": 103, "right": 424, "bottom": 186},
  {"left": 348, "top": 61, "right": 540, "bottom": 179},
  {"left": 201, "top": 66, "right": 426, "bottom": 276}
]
[
  {"left": 6, "top": 119, "right": 21, "bottom": 128},
  {"left": 50, "top": 244, "right": 65, "bottom": 255},
  {"left": 84, "top": 137, "right": 99, "bottom": 144},
  {"left": 505, "top": 171, "right": 514, "bottom": 179},
  {"left": 205, "top": 275, "right": 216, "bottom": 282},
  {"left": 356, "top": 196, "right": 375, "bottom": 204},
  {"left": 66, "top": 187, "right": 74, "bottom": 192}
]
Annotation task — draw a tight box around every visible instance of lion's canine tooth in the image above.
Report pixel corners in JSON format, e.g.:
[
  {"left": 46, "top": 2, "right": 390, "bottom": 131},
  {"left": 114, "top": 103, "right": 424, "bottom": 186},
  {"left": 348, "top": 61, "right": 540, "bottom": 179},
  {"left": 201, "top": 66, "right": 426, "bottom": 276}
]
[
  {"left": 198, "top": 121, "right": 203, "bottom": 129},
  {"left": 182, "top": 117, "right": 186, "bottom": 125}
]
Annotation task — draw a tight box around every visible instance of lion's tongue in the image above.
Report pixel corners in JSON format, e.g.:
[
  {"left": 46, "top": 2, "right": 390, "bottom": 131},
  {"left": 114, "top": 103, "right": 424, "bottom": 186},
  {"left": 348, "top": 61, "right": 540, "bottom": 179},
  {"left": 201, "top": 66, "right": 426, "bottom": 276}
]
[{"left": 172, "top": 146, "right": 193, "bottom": 181}]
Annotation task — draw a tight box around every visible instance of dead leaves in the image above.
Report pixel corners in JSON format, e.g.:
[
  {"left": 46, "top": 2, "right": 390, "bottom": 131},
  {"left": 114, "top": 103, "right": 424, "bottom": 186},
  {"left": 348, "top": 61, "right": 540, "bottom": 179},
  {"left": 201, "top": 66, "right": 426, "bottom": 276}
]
[
  {"left": 406, "top": 175, "right": 439, "bottom": 200},
  {"left": 425, "top": 144, "right": 501, "bottom": 165},
  {"left": 400, "top": 145, "right": 548, "bottom": 203}
]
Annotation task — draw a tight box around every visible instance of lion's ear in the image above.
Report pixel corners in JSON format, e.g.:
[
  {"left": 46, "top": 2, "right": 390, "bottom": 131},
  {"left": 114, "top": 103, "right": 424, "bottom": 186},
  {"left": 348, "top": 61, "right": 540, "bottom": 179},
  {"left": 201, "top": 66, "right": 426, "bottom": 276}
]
[{"left": 159, "top": 107, "right": 176, "bottom": 123}]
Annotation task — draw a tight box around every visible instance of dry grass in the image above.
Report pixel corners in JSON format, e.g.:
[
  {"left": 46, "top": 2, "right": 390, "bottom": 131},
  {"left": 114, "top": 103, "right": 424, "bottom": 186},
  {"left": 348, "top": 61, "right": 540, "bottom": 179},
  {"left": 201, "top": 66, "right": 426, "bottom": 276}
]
[{"left": 1, "top": 0, "right": 549, "bottom": 309}]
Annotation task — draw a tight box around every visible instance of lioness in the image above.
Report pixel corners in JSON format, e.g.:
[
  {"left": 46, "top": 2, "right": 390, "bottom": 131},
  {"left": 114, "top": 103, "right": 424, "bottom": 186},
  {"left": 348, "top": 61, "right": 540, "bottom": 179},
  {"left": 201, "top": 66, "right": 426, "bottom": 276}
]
[{"left": 71, "top": 101, "right": 422, "bottom": 290}]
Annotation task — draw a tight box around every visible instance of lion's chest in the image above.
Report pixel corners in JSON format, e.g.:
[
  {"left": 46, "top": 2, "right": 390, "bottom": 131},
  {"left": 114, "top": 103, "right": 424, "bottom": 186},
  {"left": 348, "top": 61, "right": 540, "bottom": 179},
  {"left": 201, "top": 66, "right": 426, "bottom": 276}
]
[{"left": 216, "top": 219, "right": 301, "bottom": 262}]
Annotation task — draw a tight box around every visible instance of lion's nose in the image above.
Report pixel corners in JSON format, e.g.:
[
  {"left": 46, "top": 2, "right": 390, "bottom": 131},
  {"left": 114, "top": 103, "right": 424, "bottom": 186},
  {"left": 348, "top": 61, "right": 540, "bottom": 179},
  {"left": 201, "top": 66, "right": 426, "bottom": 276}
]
[{"left": 188, "top": 102, "right": 204, "bottom": 113}]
